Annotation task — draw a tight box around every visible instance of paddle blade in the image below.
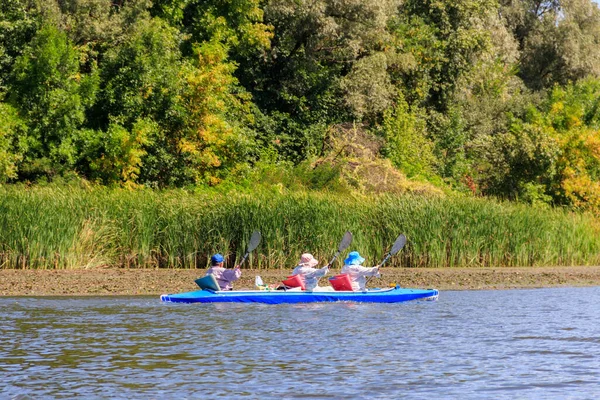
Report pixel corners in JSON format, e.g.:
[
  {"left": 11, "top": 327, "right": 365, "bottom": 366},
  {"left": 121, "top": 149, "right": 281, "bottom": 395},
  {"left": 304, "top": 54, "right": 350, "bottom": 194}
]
[
  {"left": 338, "top": 231, "right": 353, "bottom": 252},
  {"left": 328, "top": 231, "right": 353, "bottom": 266},
  {"left": 247, "top": 230, "right": 262, "bottom": 252},
  {"left": 389, "top": 234, "right": 407, "bottom": 256},
  {"left": 378, "top": 234, "right": 407, "bottom": 267}
]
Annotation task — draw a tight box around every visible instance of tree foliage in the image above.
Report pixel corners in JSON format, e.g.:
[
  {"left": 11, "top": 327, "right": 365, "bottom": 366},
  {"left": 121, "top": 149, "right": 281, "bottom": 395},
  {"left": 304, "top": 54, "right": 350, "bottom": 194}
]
[
  {"left": 0, "top": 102, "right": 27, "bottom": 182},
  {"left": 379, "top": 93, "right": 436, "bottom": 178},
  {"left": 0, "top": 0, "right": 40, "bottom": 94},
  {"left": 541, "top": 79, "right": 600, "bottom": 211},
  {"left": 501, "top": 0, "right": 600, "bottom": 89},
  {"left": 9, "top": 24, "right": 95, "bottom": 179},
  {"left": 2, "top": 0, "right": 600, "bottom": 213}
]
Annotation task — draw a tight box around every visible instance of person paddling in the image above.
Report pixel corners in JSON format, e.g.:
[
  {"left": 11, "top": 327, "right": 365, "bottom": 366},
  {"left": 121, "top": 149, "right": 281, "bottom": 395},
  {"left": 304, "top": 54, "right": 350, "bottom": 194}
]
[
  {"left": 206, "top": 254, "right": 241, "bottom": 291},
  {"left": 341, "top": 251, "right": 380, "bottom": 291},
  {"left": 291, "top": 253, "right": 330, "bottom": 291}
]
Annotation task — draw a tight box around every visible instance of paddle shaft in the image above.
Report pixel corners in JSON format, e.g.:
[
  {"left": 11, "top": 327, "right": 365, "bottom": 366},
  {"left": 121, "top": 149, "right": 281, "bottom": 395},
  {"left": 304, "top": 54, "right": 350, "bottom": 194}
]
[
  {"left": 238, "top": 251, "right": 251, "bottom": 266},
  {"left": 379, "top": 253, "right": 394, "bottom": 267},
  {"left": 328, "top": 250, "right": 341, "bottom": 267}
]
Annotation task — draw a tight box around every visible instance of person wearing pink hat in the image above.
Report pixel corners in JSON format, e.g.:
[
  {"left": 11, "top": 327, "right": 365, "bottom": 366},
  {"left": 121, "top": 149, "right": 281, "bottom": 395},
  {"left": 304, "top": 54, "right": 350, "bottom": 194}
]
[
  {"left": 341, "top": 251, "right": 380, "bottom": 291},
  {"left": 291, "top": 253, "right": 330, "bottom": 291}
]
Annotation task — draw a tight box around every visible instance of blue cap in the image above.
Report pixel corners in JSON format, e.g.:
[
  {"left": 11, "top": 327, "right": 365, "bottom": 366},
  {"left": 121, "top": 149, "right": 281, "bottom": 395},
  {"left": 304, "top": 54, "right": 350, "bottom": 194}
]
[
  {"left": 344, "top": 251, "right": 365, "bottom": 265},
  {"left": 211, "top": 253, "right": 224, "bottom": 264}
]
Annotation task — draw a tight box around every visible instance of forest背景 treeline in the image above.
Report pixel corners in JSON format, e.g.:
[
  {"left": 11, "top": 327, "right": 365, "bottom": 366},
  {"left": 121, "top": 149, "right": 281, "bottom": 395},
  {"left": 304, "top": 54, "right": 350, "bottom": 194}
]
[{"left": 2, "top": 0, "right": 600, "bottom": 214}]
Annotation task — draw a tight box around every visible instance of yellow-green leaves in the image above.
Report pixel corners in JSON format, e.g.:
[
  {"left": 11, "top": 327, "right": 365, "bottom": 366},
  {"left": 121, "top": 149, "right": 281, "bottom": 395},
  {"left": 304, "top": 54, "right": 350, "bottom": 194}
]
[
  {"left": 380, "top": 93, "right": 436, "bottom": 179},
  {"left": 182, "top": 40, "right": 251, "bottom": 185},
  {"left": 0, "top": 103, "right": 26, "bottom": 182}
]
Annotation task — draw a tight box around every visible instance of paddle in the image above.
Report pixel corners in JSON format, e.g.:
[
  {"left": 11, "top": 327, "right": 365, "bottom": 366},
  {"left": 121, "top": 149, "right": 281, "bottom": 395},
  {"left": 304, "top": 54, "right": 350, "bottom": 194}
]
[
  {"left": 197, "top": 230, "right": 262, "bottom": 290},
  {"left": 239, "top": 230, "right": 262, "bottom": 267},
  {"left": 379, "top": 233, "right": 407, "bottom": 267},
  {"left": 366, "top": 233, "right": 407, "bottom": 286},
  {"left": 326, "top": 231, "right": 353, "bottom": 268}
]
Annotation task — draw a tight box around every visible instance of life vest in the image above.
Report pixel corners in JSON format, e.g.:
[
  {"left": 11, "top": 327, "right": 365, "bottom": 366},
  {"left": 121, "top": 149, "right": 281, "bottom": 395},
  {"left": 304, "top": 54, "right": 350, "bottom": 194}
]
[
  {"left": 329, "top": 274, "right": 353, "bottom": 291},
  {"left": 281, "top": 274, "right": 306, "bottom": 290}
]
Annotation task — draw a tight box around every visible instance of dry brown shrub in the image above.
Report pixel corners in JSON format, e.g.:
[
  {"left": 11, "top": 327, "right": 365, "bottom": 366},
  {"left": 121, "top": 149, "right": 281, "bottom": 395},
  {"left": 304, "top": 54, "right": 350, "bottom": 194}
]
[{"left": 317, "top": 123, "right": 444, "bottom": 196}]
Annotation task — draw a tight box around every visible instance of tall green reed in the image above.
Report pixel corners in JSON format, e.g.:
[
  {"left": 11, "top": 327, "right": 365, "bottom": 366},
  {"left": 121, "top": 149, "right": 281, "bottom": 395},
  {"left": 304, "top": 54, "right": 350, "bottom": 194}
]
[{"left": 0, "top": 185, "right": 599, "bottom": 269}]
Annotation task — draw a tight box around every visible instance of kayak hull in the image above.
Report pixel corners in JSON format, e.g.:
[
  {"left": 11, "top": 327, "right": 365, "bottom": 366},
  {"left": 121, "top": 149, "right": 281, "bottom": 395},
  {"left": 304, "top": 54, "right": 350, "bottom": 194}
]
[{"left": 160, "top": 286, "right": 439, "bottom": 304}]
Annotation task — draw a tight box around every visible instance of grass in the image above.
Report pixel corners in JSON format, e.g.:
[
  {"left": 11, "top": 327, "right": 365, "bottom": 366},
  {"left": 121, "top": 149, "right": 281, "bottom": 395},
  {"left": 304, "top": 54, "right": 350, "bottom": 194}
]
[{"left": 0, "top": 185, "right": 599, "bottom": 269}]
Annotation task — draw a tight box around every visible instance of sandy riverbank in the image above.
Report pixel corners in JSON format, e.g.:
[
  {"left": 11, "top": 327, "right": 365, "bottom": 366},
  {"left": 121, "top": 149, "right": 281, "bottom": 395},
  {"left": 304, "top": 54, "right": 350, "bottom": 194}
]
[{"left": 2, "top": 266, "right": 600, "bottom": 296}]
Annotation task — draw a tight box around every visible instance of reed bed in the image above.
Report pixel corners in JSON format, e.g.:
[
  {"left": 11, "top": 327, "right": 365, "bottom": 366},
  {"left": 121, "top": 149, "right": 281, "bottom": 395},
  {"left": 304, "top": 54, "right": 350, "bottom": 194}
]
[{"left": 0, "top": 185, "right": 599, "bottom": 269}]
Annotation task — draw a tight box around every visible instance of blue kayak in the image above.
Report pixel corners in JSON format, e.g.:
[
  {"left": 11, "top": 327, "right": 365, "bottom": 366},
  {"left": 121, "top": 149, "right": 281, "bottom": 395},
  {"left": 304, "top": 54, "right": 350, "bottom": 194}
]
[{"left": 160, "top": 286, "right": 439, "bottom": 304}]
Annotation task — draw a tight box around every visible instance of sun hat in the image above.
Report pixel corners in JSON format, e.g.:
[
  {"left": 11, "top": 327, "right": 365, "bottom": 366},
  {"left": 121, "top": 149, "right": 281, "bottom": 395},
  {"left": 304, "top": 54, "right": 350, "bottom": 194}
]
[
  {"left": 344, "top": 251, "right": 365, "bottom": 265},
  {"left": 298, "top": 253, "right": 319, "bottom": 268},
  {"left": 211, "top": 253, "right": 224, "bottom": 264}
]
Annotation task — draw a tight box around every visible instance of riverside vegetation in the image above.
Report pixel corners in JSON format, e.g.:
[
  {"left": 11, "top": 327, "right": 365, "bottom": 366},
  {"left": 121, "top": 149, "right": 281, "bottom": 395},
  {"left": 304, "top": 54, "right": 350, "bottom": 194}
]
[
  {"left": 1, "top": 185, "right": 599, "bottom": 270},
  {"left": 3, "top": 1, "right": 600, "bottom": 273}
]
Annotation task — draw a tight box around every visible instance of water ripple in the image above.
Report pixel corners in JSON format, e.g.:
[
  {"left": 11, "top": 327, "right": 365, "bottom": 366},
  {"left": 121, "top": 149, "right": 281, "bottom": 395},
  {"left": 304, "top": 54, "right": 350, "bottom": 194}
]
[{"left": 2, "top": 288, "right": 600, "bottom": 398}]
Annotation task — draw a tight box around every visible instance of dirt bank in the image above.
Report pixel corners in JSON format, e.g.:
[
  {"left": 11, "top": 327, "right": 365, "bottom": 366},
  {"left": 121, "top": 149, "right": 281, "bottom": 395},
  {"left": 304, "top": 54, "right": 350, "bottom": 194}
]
[{"left": 2, "top": 266, "right": 600, "bottom": 296}]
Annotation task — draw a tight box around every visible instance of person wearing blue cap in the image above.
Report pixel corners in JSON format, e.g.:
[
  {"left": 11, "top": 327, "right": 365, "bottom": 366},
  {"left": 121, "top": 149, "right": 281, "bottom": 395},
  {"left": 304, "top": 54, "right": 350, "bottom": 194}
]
[
  {"left": 341, "top": 251, "right": 380, "bottom": 291},
  {"left": 205, "top": 253, "right": 241, "bottom": 291}
]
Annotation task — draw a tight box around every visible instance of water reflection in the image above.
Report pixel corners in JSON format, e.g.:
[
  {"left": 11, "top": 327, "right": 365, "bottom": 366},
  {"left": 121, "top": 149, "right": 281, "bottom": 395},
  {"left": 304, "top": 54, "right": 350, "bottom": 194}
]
[{"left": 1, "top": 288, "right": 600, "bottom": 398}]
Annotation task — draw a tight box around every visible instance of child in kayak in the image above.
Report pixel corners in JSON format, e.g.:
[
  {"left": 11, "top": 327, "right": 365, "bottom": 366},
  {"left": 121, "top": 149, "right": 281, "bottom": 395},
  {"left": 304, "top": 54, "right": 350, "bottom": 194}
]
[
  {"left": 291, "top": 253, "right": 330, "bottom": 291},
  {"left": 341, "top": 251, "right": 380, "bottom": 291},
  {"left": 206, "top": 253, "right": 241, "bottom": 291}
]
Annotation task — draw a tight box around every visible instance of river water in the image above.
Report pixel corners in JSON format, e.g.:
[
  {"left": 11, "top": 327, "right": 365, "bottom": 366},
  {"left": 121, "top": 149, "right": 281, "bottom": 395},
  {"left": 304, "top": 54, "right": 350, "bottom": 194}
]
[{"left": 1, "top": 287, "right": 600, "bottom": 399}]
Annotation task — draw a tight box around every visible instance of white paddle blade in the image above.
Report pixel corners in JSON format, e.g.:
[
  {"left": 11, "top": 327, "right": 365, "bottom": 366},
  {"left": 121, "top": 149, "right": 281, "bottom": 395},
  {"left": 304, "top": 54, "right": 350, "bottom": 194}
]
[
  {"left": 329, "top": 231, "right": 353, "bottom": 266},
  {"left": 338, "top": 231, "right": 353, "bottom": 252},
  {"left": 390, "top": 234, "right": 407, "bottom": 255},
  {"left": 248, "top": 230, "right": 262, "bottom": 252},
  {"left": 378, "top": 234, "right": 407, "bottom": 267}
]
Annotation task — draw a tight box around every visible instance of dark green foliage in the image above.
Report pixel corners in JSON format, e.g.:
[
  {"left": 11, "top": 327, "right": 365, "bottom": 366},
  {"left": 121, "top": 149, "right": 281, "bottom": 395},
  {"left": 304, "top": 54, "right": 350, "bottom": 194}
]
[
  {"left": 501, "top": 0, "right": 600, "bottom": 90},
  {"left": 9, "top": 24, "right": 96, "bottom": 180},
  {"left": 0, "top": 0, "right": 40, "bottom": 93},
  {"left": 89, "top": 16, "right": 183, "bottom": 184},
  {"left": 394, "top": 0, "right": 497, "bottom": 110},
  {"left": 235, "top": 0, "right": 399, "bottom": 160},
  {"left": 2, "top": 0, "right": 600, "bottom": 215}
]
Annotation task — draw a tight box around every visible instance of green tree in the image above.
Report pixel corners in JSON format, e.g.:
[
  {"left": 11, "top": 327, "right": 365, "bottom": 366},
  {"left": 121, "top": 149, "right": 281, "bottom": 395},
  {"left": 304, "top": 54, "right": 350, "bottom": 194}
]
[
  {"left": 234, "top": 0, "right": 402, "bottom": 162},
  {"left": 94, "top": 17, "right": 185, "bottom": 185},
  {"left": 151, "top": 0, "right": 272, "bottom": 56},
  {"left": 391, "top": 0, "right": 498, "bottom": 110},
  {"left": 9, "top": 24, "right": 97, "bottom": 180},
  {"left": 474, "top": 111, "right": 559, "bottom": 200},
  {"left": 449, "top": 21, "right": 535, "bottom": 194},
  {"left": 0, "top": 102, "right": 27, "bottom": 181},
  {"left": 470, "top": 78, "right": 600, "bottom": 209},
  {"left": 79, "top": 119, "right": 153, "bottom": 187},
  {"left": 0, "top": 0, "right": 41, "bottom": 94},
  {"left": 96, "top": 17, "right": 254, "bottom": 186},
  {"left": 379, "top": 93, "right": 436, "bottom": 178},
  {"left": 179, "top": 40, "right": 255, "bottom": 185},
  {"left": 500, "top": 0, "right": 600, "bottom": 90},
  {"left": 51, "top": 0, "right": 150, "bottom": 64}
]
